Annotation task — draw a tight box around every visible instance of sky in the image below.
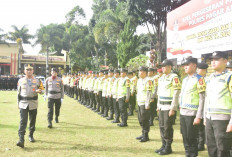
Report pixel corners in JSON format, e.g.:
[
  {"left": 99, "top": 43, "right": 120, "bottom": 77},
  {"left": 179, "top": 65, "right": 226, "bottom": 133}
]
[
  {"left": 0, "top": 0, "right": 147, "bottom": 54},
  {"left": 0, "top": 0, "right": 93, "bottom": 54}
]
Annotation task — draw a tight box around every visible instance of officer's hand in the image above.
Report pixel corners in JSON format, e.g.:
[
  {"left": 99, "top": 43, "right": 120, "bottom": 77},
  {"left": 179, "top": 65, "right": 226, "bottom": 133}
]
[
  {"left": 169, "top": 109, "right": 175, "bottom": 117},
  {"left": 203, "top": 119, "right": 206, "bottom": 126},
  {"left": 226, "top": 124, "right": 232, "bottom": 132},
  {"left": 116, "top": 98, "right": 118, "bottom": 102},
  {"left": 145, "top": 105, "right": 150, "bottom": 110},
  {"left": 61, "top": 99, "right": 64, "bottom": 104},
  {"left": 151, "top": 99, "right": 154, "bottom": 102},
  {"left": 125, "top": 99, "right": 129, "bottom": 103},
  {"left": 43, "top": 95, "right": 47, "bottom": 101},
  {"left": 193, "top": 118, "right": 201, "bottom": 125},
  {"left": 131, "top": 93, "right": 134, "bottom": 96},
  {"left": 36, "top": 89, "right": 42, "bottom": 93},
  {"left": 156, "top": 108, "right": 160, "bottom": 112}
]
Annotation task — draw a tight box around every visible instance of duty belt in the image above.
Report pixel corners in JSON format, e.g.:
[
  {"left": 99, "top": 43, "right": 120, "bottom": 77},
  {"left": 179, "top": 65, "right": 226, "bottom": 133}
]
[
  {"left": 160, "top": 101, "right": 172, "bottom": 105},
  {"left": 20, "top": 95, "right": 38, "bottom": 101},
  {"left": 48, "top": 91, "right": 61, "bottom": 94}
]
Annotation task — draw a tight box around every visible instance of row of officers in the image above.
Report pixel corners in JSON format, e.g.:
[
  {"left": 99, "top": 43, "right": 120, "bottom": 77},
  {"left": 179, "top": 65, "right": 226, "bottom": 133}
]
[
  {"left": 0, "top": 75, "right": 19, "bottom": 90},
  {"left": 15, "top": 51, "right": 232, "bottom": 157}
]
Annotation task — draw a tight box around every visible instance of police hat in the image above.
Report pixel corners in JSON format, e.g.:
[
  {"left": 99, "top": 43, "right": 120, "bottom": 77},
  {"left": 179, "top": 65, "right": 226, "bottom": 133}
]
[
  {"left": 114, "top": 69, "right": 120, "bottom": 73},
  {"left": 99, "top": 70, "right": 104, "bottom": 73},
  {"left": 160, "top": 59, "right": 173, "bottom": 67},
  {"left": 210, "top": 51, "right": 228, "bottom": 59},
  {"left": 128, "top": 71, "right": 133, "bottom": 75},
  {"left": 120, "top": 68, "right": 128, "bottom": 73},
  {"left": 198, "top": 62, "right": 208, "bottom": 69},
  {"left": 24, "top": 64, "right": 33, "bottom": 70},
  {"left": 181, "top": 57, "right": 198, "bottom": 65},
  {"left": 51, "top": 68, "right": 58, "bottom": 72},
  {"left": 108, "top": 69, "right": 114, "bottom": 73},
  {"left": 226, "top": 61, "right": 232, "bottom": 68},
  {"left": 104, "top": 70, "right": 108, "bottom": 75},
  {"left": 138, "top": 66, "right": 148, "bottom": 72},
  {"left": 148, "top": 68, "right": 156, "bottom": 72}
]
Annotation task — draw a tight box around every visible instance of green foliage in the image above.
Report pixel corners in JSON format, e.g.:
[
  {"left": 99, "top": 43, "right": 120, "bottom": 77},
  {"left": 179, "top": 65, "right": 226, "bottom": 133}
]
[
  {"left": 116, "top": 19, "right": 139, "bottom": 68},
  {"left": 126, "top": 54, "right": 148, "bottom": 70},
  {"left": 0, "top": 28, "right": 8, "bottom": 45},
  {"left": 65, "top": 5, "right": 86, "bottom": 27}
]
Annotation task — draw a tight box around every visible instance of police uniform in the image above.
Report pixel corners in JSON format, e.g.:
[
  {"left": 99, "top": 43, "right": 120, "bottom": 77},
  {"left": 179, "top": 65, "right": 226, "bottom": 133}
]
[
  {"left": 101, "top": 71, "right": 109, "bottom": 117},
  {"left": 93, "top": 72, "right": 99, "bottom": 111},
  {"left": 180, "top": 57, "right": 206, "bottom": 157},
  {"left": 17, "top": 64, "right": 44, "bottom": 148},
  {"left": 87, "top": 71, "right": 95, "bottom": 109},
  {"left": 197, "top": 62, "right": 209, "bottom": 151},
  {"left": 117, "top": 69, "right": 130, "bottom": 127},
  {"left": 155, "top": 59, "right": 181, "bottom": 155},
  {"left": 106, "top": 69, "right": 115, "bottom": 120},
  {"left": 128, "top": 72, "right": 137, "bottom": 116},
  {"left": 136, "top": 67, "right": 153, "bottom": 142},
  {"left": 45, "top": 68, "right": 64, "bottom": 128},
  {"left": 111, "top": 69, "right": 120, "bottom": 123},
  {"left": 205, "top": 52, "right": 232, "bottom": 157}
]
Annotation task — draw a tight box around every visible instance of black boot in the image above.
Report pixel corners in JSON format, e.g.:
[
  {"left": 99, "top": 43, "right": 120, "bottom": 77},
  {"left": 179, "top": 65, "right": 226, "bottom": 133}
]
[
  {"left": 16, "top": 135, "right": 24, "bottom": 148},
  {"left": 48, "top": 121, "right": 52, "bottom": 128},
  {"left": 158, "top": 143, "right": 172, "bottom": 155},
  {"left": 198, "top": 144, "right": 205, "bottom": 151},
  {"left": 111, "top": 119, "right": 120, "bottom": 123},
  {"left": 106, "top": 114, "right": 113, "bottom": 120},
  {"left": 155, "top": 139, "right": 166, "bottom": 153},
  {"left": 140, "top": 133, "right": 149, "bottom": 142},
  {"left": 55, "top": 117, "right": 59, "bottom": 123},
  {"left": 29, "top": 133, "right": 35, "bottom": 142}
]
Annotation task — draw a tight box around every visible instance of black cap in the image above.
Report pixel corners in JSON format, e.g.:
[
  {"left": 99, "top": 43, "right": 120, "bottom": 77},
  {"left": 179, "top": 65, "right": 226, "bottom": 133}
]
[
  {"left": 210, "top": 51, "right": 228, "bottom": 59},
  {"left": 51, "top": 68, "right": 58, "bottom": 72},
  {"left": 108, "top": 69, "right": 114, "bottom": 73},
  {"left": 198, "top": 62, "right": 208, "bottom": 69},
  {"left": 148, "top": 68, "right": 156, "bottom": 72},
  {"left": 120, "top": 68, "right": 128, "bottom": 73},
  {"left": 104, "top": 71, "right": 108, "bottom": 75},
  {"left": 128, "top": 72, "right": 133, "bottom": 75},
  {"left": 160, "top": 59, "right": 173, "bottom": 67},
  {"left": 99, "top": 70, "right": 104, "bottom": 73},
  {"left": 114, "top": 69, "right": 120, "bottom": 73},
  {"left": 138, "top": 66, "right": 148, "bottom": 72},
  {"left": 226, "top": 61, "right": 232, "bottom": 68},
  {"left": 24, "top": 64, "right": 33, "bottom": 70},
  {"left": 132, "top": 70, "right": 137, "bottom": 73},
  {"left": 181, "top": 57, "right": 198, "bottom": 65}
]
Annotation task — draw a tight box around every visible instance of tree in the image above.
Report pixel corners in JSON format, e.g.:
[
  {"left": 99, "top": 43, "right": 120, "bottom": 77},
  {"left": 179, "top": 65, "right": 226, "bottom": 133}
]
[
  {"left": 0, "top": 28, "right": 8, "bottom": 45},
  {"left": 116, "top": 19, "right": 139, "bottom": 67},
  {"left": 126, "top": 54, "right": 148, "bottom": 70},
  {"left": 8, "top": 25, "right": 33, "bottom": 53},
  {"left": 65, "top": 5, "right": 86, "bottom": 27}
]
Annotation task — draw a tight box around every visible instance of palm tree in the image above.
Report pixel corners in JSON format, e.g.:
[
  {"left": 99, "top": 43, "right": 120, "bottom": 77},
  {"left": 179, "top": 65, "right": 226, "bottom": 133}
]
[
  {"left": 0, "top": 28, "right": 8, "bottom": 45},
  {"left": 7, "top": 25, "right": 33, "bottom": 73}
]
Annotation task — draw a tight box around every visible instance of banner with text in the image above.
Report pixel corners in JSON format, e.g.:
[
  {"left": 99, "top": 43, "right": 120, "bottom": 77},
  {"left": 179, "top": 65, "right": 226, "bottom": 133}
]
[{"left": 167, "top": 0, "right": 232, "bottom": 61}]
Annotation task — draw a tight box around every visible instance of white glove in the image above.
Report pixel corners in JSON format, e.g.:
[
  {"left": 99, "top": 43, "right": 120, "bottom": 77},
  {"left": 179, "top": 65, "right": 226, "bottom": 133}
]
[
  {"left": 61, "top": 99, "right": 64, "bottom": 104},
  {"left": 43, "top": 95, "right": 47, "bottom": 101}
]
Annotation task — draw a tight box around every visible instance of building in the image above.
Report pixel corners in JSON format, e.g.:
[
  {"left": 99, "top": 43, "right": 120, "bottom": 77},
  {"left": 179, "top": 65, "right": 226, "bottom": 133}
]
[{"left": 0, "top": 43, "right": 69, "bottom": 76}]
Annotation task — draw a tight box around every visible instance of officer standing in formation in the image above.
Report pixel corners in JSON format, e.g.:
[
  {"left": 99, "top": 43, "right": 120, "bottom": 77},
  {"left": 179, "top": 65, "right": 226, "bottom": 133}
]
[
  {"left": 197, "top": 62, "right": 209, "bottom": 151},
  {"left": 128, "top": 71, "right": 137, "bottom": 116},
  {"left": 180, "top": 57, "right": 206, "bottom": 157},
  {"left": 155, "top": 59, "right": 181, "bottom": 155},
  {"left": 136, "top": 66, "right": 153, "bottom": 142},
  {"left": 204, "top": 52, "right": 232, "bottom": 157},
  {"left": 106, "top": 69, "right": 115, "bottom": 120},
  {"left": 45, "top": 68, "right": 64, "bottom": 128},
  {"left": 16, "top": 64, "right": 44, "bottom": 148}
]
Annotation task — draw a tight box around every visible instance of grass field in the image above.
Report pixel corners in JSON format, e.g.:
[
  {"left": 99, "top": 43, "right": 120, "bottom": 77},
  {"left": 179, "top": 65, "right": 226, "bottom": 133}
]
[{"left": 0, "top": 91, "right": 209, "bottom": 157}]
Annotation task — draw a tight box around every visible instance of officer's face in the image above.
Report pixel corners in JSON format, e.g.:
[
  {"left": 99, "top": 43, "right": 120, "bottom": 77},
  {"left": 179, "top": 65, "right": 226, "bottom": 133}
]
[
  {"left": 162, "top": 65, "right": 171, "bottom": 74},
  {"left": 184, "top": 63, "right": 196, "bottom": 74},
  {"left": 148, "top": 71, "right": 153, "bottom": 77},
  {"left": 139, "top": 71, "right": 146, "bottom": 78},
  {"left": 24, "top": 69, "right": 33, "bottom": 77},
  {"left": 121, "top": 72, "right": 126, "bottom": 77},
  {"left": 108, "top": 72, "right": 113, "bottom": 77},
  {"left": 211, "top": 58, "right": 227, "bottom": 71},
  {"left": 114, "top": 73, "right": 119, "bottom": 77},
  {"left": 51, "top": 71, "right": 57, "bottom": 77}
]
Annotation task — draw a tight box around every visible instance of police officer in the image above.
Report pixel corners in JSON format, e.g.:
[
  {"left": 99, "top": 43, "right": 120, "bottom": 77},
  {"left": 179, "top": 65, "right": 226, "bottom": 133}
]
[
  {"left": 129, "top": 70, "right": 138, "bottom": 116},
  {"left": 93, "top": 72, "right": 99, "bottom": 111},
  {"left": 97, "top": 70, "right": 104, "bottom": 115},
  {"left": 111, "top": 69, "right": 120, "bottom": 123},
  {"left": 197, "top": 62, "right": 209, "bottom": 151},
  {"left": 136, "top": 66, "right": 153, "bottom": 142},
  {"left": 180, "top": 57, "right": 206, "bottom": 157},
  {"left": 117, "top": 69, "right": 130, "bottom": 127},
  {"left": 205, "top": 52, "right": 232, "bottom": 157},
  {"left": 102, "top": 71, "right": 108, "bottom": 117},
  {"left": 106, "top": 69, "right": 115, "bottom": 120},
  {"left": 155, "top": 59, "right": 181, "bottom": 155},
  {"left": 226, "top": 60, "right": 232, "bottom": 72},
  {"left": 45, "top": 68, "right": 64, "bottom": 128},
  {"left": 16, "top": 64, "right": 44, "bottom": 148}
]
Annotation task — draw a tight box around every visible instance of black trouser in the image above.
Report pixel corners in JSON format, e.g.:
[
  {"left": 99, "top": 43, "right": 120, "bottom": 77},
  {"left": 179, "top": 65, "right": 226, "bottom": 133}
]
[
  {"left": 18, "top": 106, "right": 37, "bottom": 136},
  {"left": 79, "top": 88, "right": 82, "bottom": 101},
  {"left": 129, "top": 94, "right": 136, "bottom": 115},
  {"left": 102, "top": 96, "right": 108, "bottom": 116},
  {"left": 94, "top": 93, "right": 98, "bottom": 110},
  {"left": 149, "top": 98, "right": 157, "bottom": 124},
  {"left": 180, "top": 115, "right": 198, "bottom": 157},
  {"left": 108, "top": 96, "right": 114, "bottom": 117},
  {"left": 113, "top": 98, "right": 120, "bottom": 121},
  {"left": 138, "top": 105, "right": 150, "bottom": 134},
  {"left": 86, "top": 91, "right": 90, "bottom": 106},
  {"left": 89, "top": 91, "right": 94, "bottom": 108},
  {"left": 74, "top": 86, "right": 77, "bottom": 99},
  {"left": 97, "top": 91, "right": 102, "bottom": 112},
  {"left": 198, "top": 119, "right": 205, "bottom": 147},
  {"left": 118, "top": 97, "right": 128, "bottom": 124},
  {"left": 206, "top": 118, "right": 232, "bottom": 157},
  {"left": 81, "top": 89, "right": 85, "bottom": 103},
  {"left": 48, "top": 98, "right": 61, "bottom": 122},
  {"left": 159, "top": 110, "right": 175, "bottom": 145}
]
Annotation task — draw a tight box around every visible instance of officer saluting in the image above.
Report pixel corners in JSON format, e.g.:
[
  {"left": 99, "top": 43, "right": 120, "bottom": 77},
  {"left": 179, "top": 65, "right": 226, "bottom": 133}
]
[
  {"left": 45, "top": 68, "right": 64, "bottom": 128},
  {"left": 16, "top": 64, "right": 44, "bottom": 148},
  {"left": 205, "top": 52, "right": 232, "bottom": 157}
]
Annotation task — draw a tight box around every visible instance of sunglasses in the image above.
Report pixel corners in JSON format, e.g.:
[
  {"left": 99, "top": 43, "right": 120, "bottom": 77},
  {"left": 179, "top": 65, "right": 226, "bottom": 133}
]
[{"left": 26, "top": 69, "right": 33, "bottom": 71}]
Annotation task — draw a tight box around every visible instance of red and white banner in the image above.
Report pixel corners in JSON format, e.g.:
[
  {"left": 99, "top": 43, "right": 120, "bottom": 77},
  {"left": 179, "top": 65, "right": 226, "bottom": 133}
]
[{"left": 167, "top": 0, "right": 232, "bottom": 61}]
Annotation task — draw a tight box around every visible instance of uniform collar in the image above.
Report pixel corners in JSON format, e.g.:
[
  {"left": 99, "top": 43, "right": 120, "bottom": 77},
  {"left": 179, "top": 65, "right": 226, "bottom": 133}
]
[{"left": 213, "top": 70, "right": 228, "bottom": 77}]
